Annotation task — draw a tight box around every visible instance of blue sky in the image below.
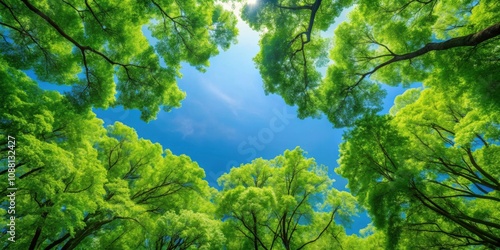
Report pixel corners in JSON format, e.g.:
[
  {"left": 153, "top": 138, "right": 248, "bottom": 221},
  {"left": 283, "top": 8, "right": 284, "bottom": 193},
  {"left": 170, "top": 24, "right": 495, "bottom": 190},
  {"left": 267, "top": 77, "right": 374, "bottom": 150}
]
[{"left": 91, "top": 15, "right": 409, "bottom": 234}]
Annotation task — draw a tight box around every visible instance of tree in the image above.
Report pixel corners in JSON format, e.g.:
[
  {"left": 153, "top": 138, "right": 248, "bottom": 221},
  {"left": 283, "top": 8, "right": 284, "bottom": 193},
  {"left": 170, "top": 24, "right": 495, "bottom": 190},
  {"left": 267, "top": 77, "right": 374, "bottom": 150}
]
[
  {"left": 234, "top": 0, "right": 500, "bottom": 127},
  {"left": 0, "top": 64, "right": 221, "bottom": 249},
  {"left": 337, "top": 88, "right": 500, "bottom": 248},
  {"left": 0, "top": 59, "right": 107, "bottom": 249},
  {"left": 232, "top": 0, "right": 354, "bottom": 120},
  {"left": 34, "top": 123, "right": 220, "bottom": 250},
  {"left": 0, "top": 0, "right": 238, "bottom": 121},
  {"left": 73, "top": 123, "right": 217, "bottom": 250},
  {"left": 217, "top": 147, "right": 358, "bottom": 250}
]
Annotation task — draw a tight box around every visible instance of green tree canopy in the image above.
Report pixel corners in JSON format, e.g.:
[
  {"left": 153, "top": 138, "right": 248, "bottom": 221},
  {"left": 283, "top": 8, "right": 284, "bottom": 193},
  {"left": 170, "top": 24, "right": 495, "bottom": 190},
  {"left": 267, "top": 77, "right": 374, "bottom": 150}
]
[
  {"left": 233, "top": 0, "right": 500, "bottom": 127},
  {"left": 0, "top": 64, "right": 221, "bottom": 249},
  {"left": 3, "top": 1, "right": 500, "bottom": 249},
  {"left": 337, "top": 88, "right": 500, "bottom": 248},
  {"left": 1, "top": 57, "right": 107, "bottom": 250},
  {"left": 217, "top": 147, "right": 358, "bottom": 250},
  {"left": 0, "top": 0, "right": 238, "bottom": 121}
]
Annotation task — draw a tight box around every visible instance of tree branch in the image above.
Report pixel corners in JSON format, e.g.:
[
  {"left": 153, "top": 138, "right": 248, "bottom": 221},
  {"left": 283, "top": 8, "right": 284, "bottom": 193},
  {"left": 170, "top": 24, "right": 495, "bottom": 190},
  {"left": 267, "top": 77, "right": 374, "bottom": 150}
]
[
  {"left": 20, "top": 0, "right": 146, "bottom": 79},
  {"left": 348, "top": 22, "right": 500, "bottom": 91},
  {"left": 296, "top": 206, "right": 339, "bottom": 250}
]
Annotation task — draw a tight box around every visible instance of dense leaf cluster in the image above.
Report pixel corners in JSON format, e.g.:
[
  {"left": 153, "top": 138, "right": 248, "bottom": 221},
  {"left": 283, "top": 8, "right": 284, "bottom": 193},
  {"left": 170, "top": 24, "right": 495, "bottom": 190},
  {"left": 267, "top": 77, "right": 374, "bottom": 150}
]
[
  {"left": 0, "top": 0, "right": 238, "bottom": 121},
  {"left": 236, "top": 0, "right": 500, "bottom": 127}
]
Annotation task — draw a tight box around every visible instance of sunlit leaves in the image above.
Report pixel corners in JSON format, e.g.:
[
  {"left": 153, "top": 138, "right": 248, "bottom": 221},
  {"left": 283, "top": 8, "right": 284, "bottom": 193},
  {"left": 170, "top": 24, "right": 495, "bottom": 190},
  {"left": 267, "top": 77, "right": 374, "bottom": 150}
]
[
  {"left": 0, "top": 67, "right": 218, "bottom": 249},
  {"left": 338, "top": 88, "right": 500, "bottom": 248},
  {"left": 154, "top": 210, "right": 226, "bottom": 250},
  {"left": 217, "top": 147, "right": 358, "bottom": 249},
  {"left": 0, "top": 0, "right": 238, "bottom": 121},
  {"left": 0, "top": 62, "right": 107, "bottom": 249},
  {"left": 237, "top": 0, "right": 499, "bottom": 127}
]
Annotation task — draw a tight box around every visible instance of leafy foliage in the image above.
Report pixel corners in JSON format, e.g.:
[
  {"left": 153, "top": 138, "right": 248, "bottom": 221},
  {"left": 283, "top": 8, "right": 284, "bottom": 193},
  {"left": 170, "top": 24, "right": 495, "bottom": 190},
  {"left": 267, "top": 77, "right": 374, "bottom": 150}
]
[
  {"left": 0, "top": 66, "right": 220, "bottom": 249},
  {"left": 0, "top": 0, "right": 238, "bottom": 121},
  {"left": 235, "top": 0, "right": 500, "bottom": 127},
  {"left": 0, "top": 67, "right": 362, "bottom": 249},
  {"left": 2, "top": 0, "right": 500, "bottom": 249},
  {"left": 217, "top": 147, "right": 358, "bottom": 250},
  {"left": 338, "top": 88, "right": 500, "bottom": 248}
]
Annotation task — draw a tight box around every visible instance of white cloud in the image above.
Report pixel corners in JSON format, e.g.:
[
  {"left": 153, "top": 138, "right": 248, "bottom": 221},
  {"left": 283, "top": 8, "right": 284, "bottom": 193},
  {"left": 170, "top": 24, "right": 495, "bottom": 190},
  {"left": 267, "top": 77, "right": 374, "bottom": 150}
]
[
  {"left": 206, "top": 83, "right": 239, "bottom": 106},
  {"left": 175, "top": 117, "right": 194, "bottom": 137},
  {"left": 203, "top": 81, "right": 242, "bottom": 116}
]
